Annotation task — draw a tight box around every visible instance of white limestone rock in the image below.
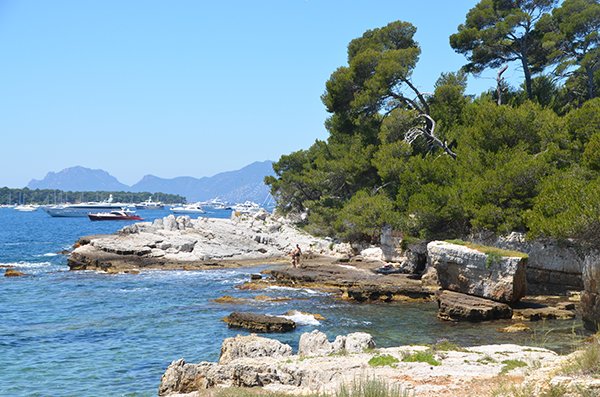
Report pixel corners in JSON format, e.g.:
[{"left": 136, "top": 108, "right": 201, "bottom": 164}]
[
  {"left": 219, "top": 334, "right": 293, "bottom": 364},
  {"left": 298, "top": 330, "right": 333, "bottom": 357},
  {"left": 427, "top": 241, "right": 527, "bottom": 303}
]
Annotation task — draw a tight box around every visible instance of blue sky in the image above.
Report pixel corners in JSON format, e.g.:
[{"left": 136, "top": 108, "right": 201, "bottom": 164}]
[{"left": 0, "top": 0, "right": 513, "bottom": 188}]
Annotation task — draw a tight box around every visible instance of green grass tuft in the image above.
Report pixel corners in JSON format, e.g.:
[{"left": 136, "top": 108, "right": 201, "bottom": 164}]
[
  {"left": 500, "top": 359, "right": 528, "bottom": 374},
  {"left": 368, "top": 354, "right": 399, "bottom": 367},
  {"left": 560, "top": 339, "right": 600, "bottom": 376},
  {"left": 432, "top": 340, "right": 467, "bottom": 352},
  {"left": 402, "top": 350, "right": 441, "bottom": 366}
]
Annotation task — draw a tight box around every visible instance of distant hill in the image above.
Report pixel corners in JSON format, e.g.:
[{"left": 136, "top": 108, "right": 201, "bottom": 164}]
[
  {"left": 27, "top": 161, "right": 275, "bottom": 203},
  {"left": 28, "top": 166, "right": 129, "bottom": 192},
  {"left": 130, "top": 161, "right": 275, "bottom": 203}
]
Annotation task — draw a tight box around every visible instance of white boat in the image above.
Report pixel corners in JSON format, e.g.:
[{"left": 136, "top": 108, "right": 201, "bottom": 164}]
[
  {"left": 44, "top": 195, "right": 125, "bottom": 217},
  {"left": 135, "top": 196, "right": 164, "bottom": 210},
  {"left": 170, "top": 203, "right": 206, "bottom": 214},
  {"left": 232, "top": 201, "right": 262, "bottom": 214},
  {"left": 14, "top": 204, "right": 38, "bottom": 212},
  {"left": 200, "top": 198, "right": 232, "bottom": 210}
]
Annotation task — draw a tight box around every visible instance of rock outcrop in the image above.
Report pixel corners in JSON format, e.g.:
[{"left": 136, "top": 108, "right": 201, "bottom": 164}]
[
  {"left": 427, "top": 241, "right": 527, "bottom": 304},
  {"left": 219, "top": 334, "right": 292, "bottom": 364},
  {"left": 68, "top": 213, "right": 353, "bottom": 272},
  {"left": 223, "top": 312, "right": 296, "bottom": 333},
  {"left": 436, "top": 290, "right": 513, "bottom": 322},
  {"left": 473, "top": 232, "right": 584, "bottom": 295},
  {"left": 158, "top": 332, "right": 564, "bottom": 397},
  {"left": 581, "top": 250, "right": 600, "bottom": 331}
]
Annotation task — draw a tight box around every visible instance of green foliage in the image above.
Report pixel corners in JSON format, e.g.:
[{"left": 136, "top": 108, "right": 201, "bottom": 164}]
[
  {"left": 336, "top": 191, "right": 398, "bottom": 243},
  {"left": 0, "top": 187, "right": 184, "bottom": 205},
  {"left": 401, "top": 350, "right": 441, "bottom": 366},
  {"left": 538, "top": 0, "right": 600, "bottom": 101},
  {"left": 450, "top": 0, "right": 557, "bottom": 99},
  {"left": 368, "top": 354, "right": 400, "bottom": 367},
  {"left": 267, "top": 17, "right": 600, "bottom": 247},
  {"left": 527, "top": 167, "right": 600, "bottom": 246},
  {"left": 583, "top": 132, "right": 600, "bottom": 171},
  {"left": 499, "top": 359, "right": 528, "bottom": 375}
]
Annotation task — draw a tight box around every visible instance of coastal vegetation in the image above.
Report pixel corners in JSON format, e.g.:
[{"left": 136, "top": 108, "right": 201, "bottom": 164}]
[
  {"left": 0, "top": 187, "right": 185, "bottom": 205},
  {"left": 266, "top": 0, "right": 600, "bottom": 247}
]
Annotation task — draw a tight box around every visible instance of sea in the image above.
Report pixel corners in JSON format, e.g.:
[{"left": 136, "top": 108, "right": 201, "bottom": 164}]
[{"left": 0, "top": 207, "right": 588, "bottom": 396}]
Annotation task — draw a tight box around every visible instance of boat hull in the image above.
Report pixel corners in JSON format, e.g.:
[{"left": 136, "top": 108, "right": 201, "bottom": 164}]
[{"left": 88, "top": 214, "right": 143, "bottom": 221}]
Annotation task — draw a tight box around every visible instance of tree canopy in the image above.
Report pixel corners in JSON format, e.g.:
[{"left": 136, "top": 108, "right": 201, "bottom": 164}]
[{"left": 267, "top": 6, "right": 600, "bottom": 248}]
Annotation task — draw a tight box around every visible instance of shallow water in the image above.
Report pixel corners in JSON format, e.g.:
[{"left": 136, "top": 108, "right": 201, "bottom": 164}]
[{"left": 0, "top": 208, "right": 587, "bottom": 396}]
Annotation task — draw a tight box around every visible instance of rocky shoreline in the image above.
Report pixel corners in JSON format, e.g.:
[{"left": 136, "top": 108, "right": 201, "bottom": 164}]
[
  {"left": 64, "top": 212, "right": 599, "bottom": 395},
  {"left": 67, "top": 211, "right": 353, "bottom": 273},
  {"left": 158, "top": 331, "right": 599, "bottom": 397}
]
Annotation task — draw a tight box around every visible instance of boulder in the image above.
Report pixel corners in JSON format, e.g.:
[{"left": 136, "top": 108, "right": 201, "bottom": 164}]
[
  {"left": 428, "top": 241, "right": 527, "bottom": 303},
  {"left": 223, "top": 312, "right": 296, "bottom": 333},
  {"left": 298, "top": 330, "right": 333, "bottom": 357},
  {"left": 219, "top": 334, "right": 292, "bottom": 364},
  {"left": 341, "top": 332, "right": 375, "bottom": 353},
  {"left": 158, "top": 358, "right": 214, "bottom": 395},
  {"left": 582, "top": 250, "right": 600, "bottom": 331},
  {"left": 436, "top": 290, "right": 513, "bottom": 322},
  {"left": 163, "top": 215, "right": 178, "bottom": 231}
]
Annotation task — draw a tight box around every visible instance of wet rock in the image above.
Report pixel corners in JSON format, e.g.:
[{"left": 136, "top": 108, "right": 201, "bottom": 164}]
[
  {"left": 250, "top": 273, "right": 262, "bottom": 280},
  {"left": 4, "top": 269, "right": 26, "bottom": 277},
  {"left": 513, "top": 307, "right": 576, "bottom": 321},
  {"left": 436, "top": 290, "right": 513, "bottom": 322},
  {"left": 219, "top": 334, "right": 292, "bottom": 364},
  {"left": 223, "top": 312, "right": 296, "bottom": 333},
  {"left": 428, "top": 241, "right": 527, "bottom": 303}
]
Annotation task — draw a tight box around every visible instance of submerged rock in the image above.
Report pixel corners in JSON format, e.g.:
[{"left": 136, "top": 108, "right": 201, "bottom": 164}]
[
  {"left": 436, "top": 290, "right": 513, "bottom": 322},
  {"left": 223, "top": 312, "right": 296, "bottom": 333},
  {"left": 428, "top": 241, "right": 527, "bottom": 303}
]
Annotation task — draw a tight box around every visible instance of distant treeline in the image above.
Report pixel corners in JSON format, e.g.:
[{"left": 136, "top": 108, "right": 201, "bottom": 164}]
[{"left": 0, "top": 187, "right": 186, "bottom": 205}]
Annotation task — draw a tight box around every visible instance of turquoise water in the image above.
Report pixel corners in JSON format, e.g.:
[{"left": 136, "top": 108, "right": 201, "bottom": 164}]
[{"left": 0, "top": 208, "right": 586, "bottom": 396}]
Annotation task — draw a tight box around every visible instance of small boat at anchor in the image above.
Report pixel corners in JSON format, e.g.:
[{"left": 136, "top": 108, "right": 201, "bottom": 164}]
[
  {"left": 135, "top": 196, "right": 164, "bottom": 210},
  {"left": 170, "top": 203, "right": 206, "bottom": 214},
  {"left": 88, "top": 210, "right": 143, "bottom": 221}
]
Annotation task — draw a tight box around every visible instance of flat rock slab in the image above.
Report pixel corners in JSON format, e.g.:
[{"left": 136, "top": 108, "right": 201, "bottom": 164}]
[
  {"left": 268, "top": 263, "right": 431, "bottom": 302},
  {"left": 223, "top": 312, "right": 296, "bottom": 333},
  {"left": 436, "top": 290, "right": 513, "bottom": 322}
]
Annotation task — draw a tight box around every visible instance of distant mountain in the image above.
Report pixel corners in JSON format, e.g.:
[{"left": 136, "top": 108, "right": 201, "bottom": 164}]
[
  {"left": 27, "top": 161, "right": 276, "bottom": 204},
  {"left": 28, "top": 166, "right": 129, "bottom": 192},
  {"left": 130, "top": 161, "right": 275, "bottom": 203}
]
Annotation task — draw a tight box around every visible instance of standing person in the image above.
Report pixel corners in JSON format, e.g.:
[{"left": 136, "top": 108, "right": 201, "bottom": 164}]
[{"left": 291, "top": 244, "right": 302, "bottom": 268}]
